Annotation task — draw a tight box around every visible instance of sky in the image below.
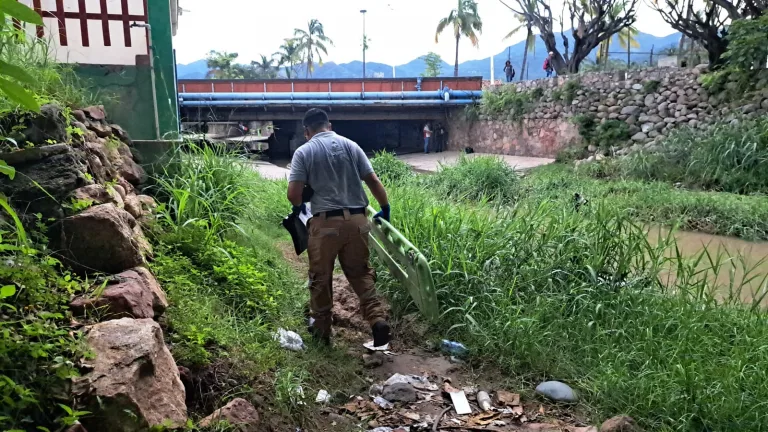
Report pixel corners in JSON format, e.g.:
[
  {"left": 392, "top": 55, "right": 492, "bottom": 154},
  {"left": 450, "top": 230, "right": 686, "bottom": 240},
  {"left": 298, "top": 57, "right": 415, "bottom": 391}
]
[{"left": 173, "top": 0, "right": 677, "bottom": 66}]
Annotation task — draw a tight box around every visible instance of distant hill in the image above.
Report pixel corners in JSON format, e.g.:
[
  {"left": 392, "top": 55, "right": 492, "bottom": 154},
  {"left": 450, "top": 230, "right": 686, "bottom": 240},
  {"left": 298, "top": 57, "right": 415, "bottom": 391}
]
[{"left": 176, "top": 31, "right": 680, "bottom": 81}]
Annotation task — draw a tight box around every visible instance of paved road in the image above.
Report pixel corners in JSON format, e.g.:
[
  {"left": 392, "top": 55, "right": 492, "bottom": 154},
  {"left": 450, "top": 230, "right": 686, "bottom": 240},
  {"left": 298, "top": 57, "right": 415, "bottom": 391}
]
[
  {"left": 251, "top": 160, "right": 290, "bottom": 180},
  {"left": 396, "top": 151, "right": 554, "bottom": 173}
]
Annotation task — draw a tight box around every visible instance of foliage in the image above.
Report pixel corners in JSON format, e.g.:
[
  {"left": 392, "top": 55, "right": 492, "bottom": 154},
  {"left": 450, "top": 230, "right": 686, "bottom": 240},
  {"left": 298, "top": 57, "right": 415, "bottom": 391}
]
[
  {"left": 420, "top": 52, "right": 444, "bottom": 77},
  {"left": 572, "top": 114, "right": 630, "bottom": 149},
  {"left": 425, "top": 155, "right": 519, "bottom": 203},
  {"left": 643, "top": 79, "right": 661, "bottom": 94},
  {"left": 502, "top": 0, "right": 536, "bottom": 80},
  {"left": 479, "top": 86, "right": 540, "bottom": 120},
  {"left": 294, "top": 19, "right": 334, "bottom": 78},
  {"left": 435, "top": 0, "right": 483, "bottom": 77},
  {"left": 723, "top": 14, "right": 768, "bottom": 71},
  {"left": 555, "top": 144, "right": 589, "bottom": 163},
  {"left": 274, "top": 38, "right": 302, "bottom": 79},
  {"left": 552, "top": 79, "right": 581, "bottom": 104},
  {"left": 370, "top": 151, "right": 413, "bottom": 186},
  {"left": 591, "top": 118, "right": 768, "bottom": 195},
  {"left": 205, "top": 51, "right": 241, "bottom": 79},
  {"left": 463, "top": 103, "right": 480, "bottom": 122},
  {"left": 0, "top": 0, "right": 43, "bottom": 111},
  {"left": 501, "top": 0, "right": 639, "bottom": 74}
]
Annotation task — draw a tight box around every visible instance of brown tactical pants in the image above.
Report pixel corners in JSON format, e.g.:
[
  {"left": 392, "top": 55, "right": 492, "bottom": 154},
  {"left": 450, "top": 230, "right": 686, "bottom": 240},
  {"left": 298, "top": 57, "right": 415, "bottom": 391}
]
[{"left": 307, "top": 211, "right": 387, "bottom": 338}]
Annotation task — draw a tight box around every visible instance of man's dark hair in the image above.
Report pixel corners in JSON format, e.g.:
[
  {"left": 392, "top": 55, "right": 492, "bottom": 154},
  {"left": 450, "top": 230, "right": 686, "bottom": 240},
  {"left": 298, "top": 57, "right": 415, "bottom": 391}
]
[{"left": 303, "top": 108, "right": 330, "bottom": 132}]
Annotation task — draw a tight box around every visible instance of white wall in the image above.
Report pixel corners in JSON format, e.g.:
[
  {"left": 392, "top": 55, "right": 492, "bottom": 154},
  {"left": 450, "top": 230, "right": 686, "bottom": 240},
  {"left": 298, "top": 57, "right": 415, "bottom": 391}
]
[{"left": 18, "top": 0, "right": 149, "bottom": 66}]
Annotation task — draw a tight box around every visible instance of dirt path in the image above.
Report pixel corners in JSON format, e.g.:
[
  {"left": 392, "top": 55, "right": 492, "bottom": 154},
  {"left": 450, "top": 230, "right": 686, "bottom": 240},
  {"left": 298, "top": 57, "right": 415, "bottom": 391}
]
[{"left": 278, "top": 242, "right": 597, "bottom": 432}]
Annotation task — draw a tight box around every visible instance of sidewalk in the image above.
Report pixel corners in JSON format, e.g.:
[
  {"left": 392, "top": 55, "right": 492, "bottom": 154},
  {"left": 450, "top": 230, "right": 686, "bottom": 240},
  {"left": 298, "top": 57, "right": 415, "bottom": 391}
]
[
  {"left": 396, "top": 151, "right": 554, "bottom": 173},
  {"left": 250, "top": 160, "right": 290, "bottom": 180}
]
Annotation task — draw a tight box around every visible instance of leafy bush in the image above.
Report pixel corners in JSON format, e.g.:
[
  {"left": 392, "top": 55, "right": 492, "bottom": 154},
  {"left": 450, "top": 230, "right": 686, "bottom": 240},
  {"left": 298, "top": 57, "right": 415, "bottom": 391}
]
[
  {"left": 723, "top": 14, "right": 768, "bottom": 72},
  {"left": 479, "top": 86, "right": 540, "bottom": 120},
  {"left": 555, "top": 144, "right": 589, "bottom": 163},
  {"left": 643, "top": 80, "right": 661, "bottom": 94},
  {"left": 572, "top": 114, "right": 630, "bottom": 150},
  {"left": 601, "top": 119, "right": 768, "bottom": 195},
  {"left": 370, "top": 151, "right": 413, "bottom": 186},
  {"left": 426, "top": 155, "right": 519, "bottom": 203}
]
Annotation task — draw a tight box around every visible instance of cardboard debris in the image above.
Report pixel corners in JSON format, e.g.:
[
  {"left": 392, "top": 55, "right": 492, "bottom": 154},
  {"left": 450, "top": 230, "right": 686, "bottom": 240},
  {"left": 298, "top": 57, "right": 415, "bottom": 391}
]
[
  {"left": 494, "top": 390, "right": 521, "bottom": 407},
  {"left": 399, "top": 411, "right": 421, "bottom": 421}
]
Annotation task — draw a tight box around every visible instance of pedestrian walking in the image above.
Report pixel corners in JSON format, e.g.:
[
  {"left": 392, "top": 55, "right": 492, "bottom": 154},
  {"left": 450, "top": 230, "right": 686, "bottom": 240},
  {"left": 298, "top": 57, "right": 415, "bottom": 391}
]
[
  {"left": 544, "top": 52, "right": 555, "bottom": 78},
  {"left": 287, "top": 108, "right": 392, "bottom": 347},
  {"left": 503, "top": 60, "right": 516, "bottom": 82},
  {"left": 423, "top": 122, "right": 432, "bottom": 154}
]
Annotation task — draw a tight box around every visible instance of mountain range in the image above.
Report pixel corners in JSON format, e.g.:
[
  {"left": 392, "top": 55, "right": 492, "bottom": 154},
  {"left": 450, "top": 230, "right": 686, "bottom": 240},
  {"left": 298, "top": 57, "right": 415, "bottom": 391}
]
[{"left": 176, "top": 31, "right": 680, "bottom": 81}]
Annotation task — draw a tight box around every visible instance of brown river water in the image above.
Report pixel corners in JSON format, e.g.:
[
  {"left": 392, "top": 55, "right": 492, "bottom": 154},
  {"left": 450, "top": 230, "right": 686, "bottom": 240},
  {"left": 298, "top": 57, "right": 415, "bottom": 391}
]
[{"left": 650, "top": 227, "right": 768, "bottom": 306}]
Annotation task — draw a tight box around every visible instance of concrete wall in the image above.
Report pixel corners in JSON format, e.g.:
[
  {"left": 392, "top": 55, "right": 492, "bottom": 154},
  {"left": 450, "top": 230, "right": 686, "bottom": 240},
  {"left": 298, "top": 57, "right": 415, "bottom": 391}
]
[{"left": 20, "top": 0, "right": 179, "bottom": 141}]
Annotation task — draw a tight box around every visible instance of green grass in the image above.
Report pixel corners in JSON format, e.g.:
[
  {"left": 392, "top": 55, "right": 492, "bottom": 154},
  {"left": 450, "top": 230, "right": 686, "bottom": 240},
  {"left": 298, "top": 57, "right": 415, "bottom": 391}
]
[{"left": 585, "top": 119, "right": 768, "bottom": 195}]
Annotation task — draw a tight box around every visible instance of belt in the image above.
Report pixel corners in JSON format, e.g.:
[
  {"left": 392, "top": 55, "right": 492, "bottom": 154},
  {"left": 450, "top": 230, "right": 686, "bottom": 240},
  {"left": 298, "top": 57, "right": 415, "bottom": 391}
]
[{"left": 314, "top": 207, "right": 366, "bottom": 218}]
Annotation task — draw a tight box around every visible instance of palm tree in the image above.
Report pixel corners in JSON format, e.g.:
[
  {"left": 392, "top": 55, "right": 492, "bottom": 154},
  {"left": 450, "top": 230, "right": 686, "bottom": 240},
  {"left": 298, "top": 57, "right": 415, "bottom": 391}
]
[
  {"left": 274, "top": 38, "right": 301, "bottom": 79},
  {"left": 294, "top": 19, "right": 334, "bottom": 78},
  {"left": 253, "top": 55, "right": 279, "bottom": 79},
  {"left": 502, "top": 0, "right": 535, "bottom": 81},
  {"left": 435, "top": 0, "right": 483, "bottom": 77}
]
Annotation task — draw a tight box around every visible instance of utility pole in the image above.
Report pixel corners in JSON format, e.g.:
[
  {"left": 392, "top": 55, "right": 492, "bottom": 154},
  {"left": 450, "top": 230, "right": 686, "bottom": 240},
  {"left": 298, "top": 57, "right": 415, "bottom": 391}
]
[{"left": 361, "top": 9, "right": 367, "bottom": 78}]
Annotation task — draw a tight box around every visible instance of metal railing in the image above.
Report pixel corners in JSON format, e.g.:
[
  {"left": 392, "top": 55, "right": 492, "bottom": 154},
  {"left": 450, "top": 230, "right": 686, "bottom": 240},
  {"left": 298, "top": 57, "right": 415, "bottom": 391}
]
[{"left": 366, "top": 207, "right": 439, "bottom": 321}]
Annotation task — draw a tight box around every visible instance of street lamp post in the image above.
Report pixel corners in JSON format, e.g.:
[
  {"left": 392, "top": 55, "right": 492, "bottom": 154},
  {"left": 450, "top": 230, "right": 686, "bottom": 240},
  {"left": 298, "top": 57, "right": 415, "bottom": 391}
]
[{"left": 361, "top": 9, "right": 367, "bottom": 78}]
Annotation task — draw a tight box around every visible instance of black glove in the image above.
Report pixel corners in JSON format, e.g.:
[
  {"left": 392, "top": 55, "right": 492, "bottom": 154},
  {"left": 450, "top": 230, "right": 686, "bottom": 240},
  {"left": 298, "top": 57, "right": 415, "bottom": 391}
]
[{"left": 292, "top": 203, "right": 307, "bottom": 216}]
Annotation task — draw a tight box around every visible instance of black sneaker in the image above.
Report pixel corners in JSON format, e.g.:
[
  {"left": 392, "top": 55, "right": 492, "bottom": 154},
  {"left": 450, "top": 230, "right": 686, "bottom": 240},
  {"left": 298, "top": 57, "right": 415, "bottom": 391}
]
[{"left": 372, "top": 321, "right": 391, "bottom": 347}]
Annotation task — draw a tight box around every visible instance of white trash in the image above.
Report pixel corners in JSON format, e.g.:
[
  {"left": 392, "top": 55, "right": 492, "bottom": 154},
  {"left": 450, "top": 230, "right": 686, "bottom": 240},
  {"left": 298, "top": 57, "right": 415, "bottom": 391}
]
[
  {"left": 315, "top": 389, "right": 331, "bottom": 404},
  {"left": 274, "top": 328, "right": 305, "bottom": 351}
]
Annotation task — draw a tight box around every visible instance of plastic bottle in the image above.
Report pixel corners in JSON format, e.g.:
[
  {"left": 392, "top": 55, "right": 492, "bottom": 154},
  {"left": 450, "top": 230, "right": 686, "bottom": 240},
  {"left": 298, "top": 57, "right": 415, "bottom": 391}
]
[
  {"left": 477, "top": 391, "right": 492, "bottom": 411},
  {"left": 441, "top": 339, "right": 468, "bottom": 356}
]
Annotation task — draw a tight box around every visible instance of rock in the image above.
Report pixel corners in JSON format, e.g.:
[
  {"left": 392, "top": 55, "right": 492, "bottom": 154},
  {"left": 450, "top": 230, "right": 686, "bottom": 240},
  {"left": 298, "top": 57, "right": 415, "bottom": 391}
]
[
  {"left": 631, "top": 132, "right": 647, "bottom": 143},
  {"left": 0, "top": 104, "right": 68, "bottom": 145},
  {"left": 73, "top": 318, "right": 186, "bottom": 431},
  {"left": 363, "top": 352, "right": 385, "bottom": 368},
  {"left": 664, "top": 117, "right": 676, "bottom": 124},
  {"left": 587, "top": 144, "right": 598, "bottom": 153},
  {"left": 72, "top": 109, "right": 88, "bottom": 123},
  {"left": 641, "top": 123, "right": 654, "bottom": 133},
  {"left": 123, "top": 194, "right": 143, "bottom": 219},
  {"left": 600, "top": 415, "right": 642, "bottom": 432},
  {"left": 110, "top": 124, "right": 131, "bottom": 144},
  {"left": 535, "top": 381, "right": 578, "bottom": 403},
  {"left": 620, "top": 106, "right": 639, "bottom": 115},
  {"left": 137, "top": 195, "right": 157, "bottom": 213},
  {"left": 369, "top": 384, "right": 384, "bottom": 397},
  {"left": 83, "top": 105, "right": 107, "bottom": 121},
  {"left": 642, "top": 94, "right": 654, "bottom": 108},
  {"left": 70, "top": 267, "right": 168, "bottom": 319},
  {"left": 87, "top": 120, "right": 113, "bottom": 138},
  {"left": 71, "top": 184, "right": 116, "bottom": 206},
  {"left": 608, "top": 106, "right": 621, "bottom": 114},
  {"left": 113, "top": 184, "right": 127, "bottom": 200},
  {"left": 116, "top": 143, "right": 147, "bottom": 185},
  {"left": 741, "top": 104, "right": 757, "bottom": 114},
  {"left": 0, "top": 145, "right": 87, "bottom": 219},
  {"left": 761, "top": 99, "right": 768, "bottom": 111},
  {"left": 72, "top": 121, "right": 98, "bottom": 142},
  {"left": 65, "top": 425, "right": 88, "bottom": 432},
  {"left": 382, "top": 382, "right": 417, "bottom": 403},
  {"left": 597, "top": 105, "right": 608, "bottom": 112},
  {"left": 49, "top": 204, "right": 144, "bottom": 274},
  {"left": 631, "top": 83, "right": 643, "bottom": 91},
  {"left": 199, "top": 398, "right": 259, "bottom": 431},
  {"left": 608, "top": 113, "right": 620, "bottom": 120}
]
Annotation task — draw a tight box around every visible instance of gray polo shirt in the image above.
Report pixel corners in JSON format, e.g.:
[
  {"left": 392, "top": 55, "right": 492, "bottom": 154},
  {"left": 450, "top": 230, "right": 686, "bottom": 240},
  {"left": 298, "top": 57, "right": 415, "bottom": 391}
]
[{"left": 289, "top": 131, "right": 374, "bottom": 214}]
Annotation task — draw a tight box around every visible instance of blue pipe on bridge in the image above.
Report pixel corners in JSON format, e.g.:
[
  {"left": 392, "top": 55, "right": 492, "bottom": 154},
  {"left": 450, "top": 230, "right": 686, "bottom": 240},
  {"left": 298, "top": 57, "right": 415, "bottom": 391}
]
[
  {"left": 181, "top": 99, "right": 475, "bottom": 108},
  {"left": 179, "top": 90, "right": 482, "bottom": 101}
]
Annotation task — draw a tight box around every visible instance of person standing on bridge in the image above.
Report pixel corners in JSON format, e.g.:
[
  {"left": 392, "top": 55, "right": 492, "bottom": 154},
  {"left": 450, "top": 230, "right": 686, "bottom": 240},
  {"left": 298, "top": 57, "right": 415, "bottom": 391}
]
[
  {"left": 423, "top": 122, "right": 433, "bottom": 154},
  {"left": 544, "top": 52, "right": 555, "bottom": 78},
  {"left": 287, "top": 108, "right": 392, "bottom": 347}
]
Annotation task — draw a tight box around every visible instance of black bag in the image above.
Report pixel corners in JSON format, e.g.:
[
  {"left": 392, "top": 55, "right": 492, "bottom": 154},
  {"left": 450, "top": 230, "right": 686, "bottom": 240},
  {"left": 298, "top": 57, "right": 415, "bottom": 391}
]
[
  {"left": 282, "top": 212, "right": 309, "bottom": 255},
  {"left": 464, "top": 147, "right": 475, "bottom": 154},
  {"left": 302, "top": 184, "right": 314, "bottom": 202}
]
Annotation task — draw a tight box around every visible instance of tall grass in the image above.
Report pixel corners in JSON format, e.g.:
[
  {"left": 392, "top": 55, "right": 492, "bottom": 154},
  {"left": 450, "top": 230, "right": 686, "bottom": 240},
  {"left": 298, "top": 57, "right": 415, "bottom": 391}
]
[
  {"left": 425, "top": 155, "right": 519, "bottom": 203},
  {"left": 378, "top": 181, "right": 768, "bottom": 431},
  {"left": 591, "top": 119, "right": 768, "bottom": 195}
]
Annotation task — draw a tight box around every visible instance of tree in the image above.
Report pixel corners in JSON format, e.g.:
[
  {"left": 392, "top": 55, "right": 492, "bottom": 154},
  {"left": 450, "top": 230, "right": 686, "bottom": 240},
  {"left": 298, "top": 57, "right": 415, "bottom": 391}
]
[
  {"left": 294, "top": 19, "right": 334, "bottom": 78},
  {"left": 205, "top": 50, "right": 242, "bottom": 79},
  {"left": 274, "top": 38, "right": 301, "bottom": 79},
  {"left": 435, "top": 0, "right": 483, "bottom": 77},
  {"left": 420, "top": 52, "right": 444, "bottom": 77},
  {"left": 650, "top": 0, "right": 766, "bottom": 66},
  {"left": 252, "top": 55, "right": 279, "bottom": 79},
  {"left": 500, "top": 0, "right": 639, "bottom": 75},
  {"left": 502, "top": 0, "right": 536, "bottom": 81}
]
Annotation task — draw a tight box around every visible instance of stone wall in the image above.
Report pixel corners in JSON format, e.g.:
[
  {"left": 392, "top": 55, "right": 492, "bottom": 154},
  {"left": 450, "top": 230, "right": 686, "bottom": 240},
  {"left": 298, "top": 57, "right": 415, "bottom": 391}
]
[{"left": 447, "top": 66, "right": 768, "bottom": 158}]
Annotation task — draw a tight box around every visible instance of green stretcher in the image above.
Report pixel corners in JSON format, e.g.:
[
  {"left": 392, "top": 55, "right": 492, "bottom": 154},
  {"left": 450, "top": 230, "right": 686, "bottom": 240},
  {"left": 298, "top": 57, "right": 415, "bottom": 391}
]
[{"left": 366, "top": 207, "right": 439, "bottom": 321}]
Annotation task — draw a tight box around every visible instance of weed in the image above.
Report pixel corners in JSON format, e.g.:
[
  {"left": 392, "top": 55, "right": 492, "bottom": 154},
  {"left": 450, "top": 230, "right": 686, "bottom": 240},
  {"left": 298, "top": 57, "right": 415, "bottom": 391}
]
[
  {"left": 370, "top": 151, "right": 413, "bottom": 186},
  {"left": 643, "top": 80, "right": 661, "bottom": 94},
  {"left": 480, "top": 87, "right": 539, "bottom": 121},
  {"left": 572, "top": 114, "right": 631, "bottom": 150},
  {"left": 424, "top": 155, "right": 519, "bottom": 204}
]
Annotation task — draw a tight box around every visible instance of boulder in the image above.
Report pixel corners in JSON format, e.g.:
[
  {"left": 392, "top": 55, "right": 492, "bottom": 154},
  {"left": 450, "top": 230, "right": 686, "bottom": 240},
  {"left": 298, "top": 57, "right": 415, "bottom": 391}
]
[
  {"left": 761, "top": 99, "right": 768, "bottom": 111},
  {"left": 644, "top": 94, "right": 655, "bottom": 107},
  {"left": 86, "top": 120, "right": 113, "bottom": 138},
  {"left": 123, "top": 194, "right": 143, "bottom": 219},
  {"left": 116, "top": 143, "right": 147, "bottom": 185},
  {"left": 535, "top": 381, "right": 578, "bottom": 403},
  {"left": 137, "top": 195, "right": 157, "bottom": 213},
  {"left": 0, "top": 145, "right": 87, "bottom": 219},
  {"left": 74, "top": 318, "right": 187, "bottom": 432},
  {"left": 49, "top": 204, "right": 144, "bottom": 274},
  {"left": 199, "top": 398, "right": 260, "bottom": 431},
  {"left": 70, "top": 184, "right": 117, "bottom": 206},
  {"left": 641, "top": 123, "right": 654, "bottom": 133},
  {"left": 72, "top": 109, "right": 88, "bottom": 123},
  {"left": 110, "top": 124, "right": 131, "bottom": 144},
  {"left": 70, "top": 267, "right": 168, "bottom": 319},
  {"left": 0, "top": 104, "right": 68, "bottom": 145},
  {"left": 72, "top": 121, "right": 98, "bottom": 142},
  {"left": 83, "top": 105, "right": 107, "bottom": 121},
  {"left": 620, "top": 106, "right": 639, "bottom": 116},
  {"left": 382, "top": 382, "right": 417, "bottom": 403},
  {"left": 741, "top": 104, "right": 758, "bottom": 114},
  {"left": 600, "top": 415, "right": 642, "bottom": 432},
  {"left": 631, "top": 132, "right": 648, "bottom": 143}
]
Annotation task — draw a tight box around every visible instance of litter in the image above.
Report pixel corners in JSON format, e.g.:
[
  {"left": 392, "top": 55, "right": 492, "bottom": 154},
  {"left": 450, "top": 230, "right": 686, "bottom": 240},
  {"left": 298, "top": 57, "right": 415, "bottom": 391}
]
[
  {"left": 399, "top": 411, "right": 420, "bottom": 421},
  {"left": 315, "top": 389, "right": 330, "bottom": 404},
  {"left": 384, "top": 373, "right": 439, "bottom": 391},
  {"left": 373, "top": 396, "right": 394, "bottom": 410},
  {"left": 364, "top": 340, "right": 390, "bottom": 351},
  {"left": 274, "top": 328, "right": 304, "bottom": 351},
  {"left": 476, "top": 391, "right": 492, "bottom": 411},
  {"left": 494, "top": 390, "right": 521, "bottom": 407},
  {"left": 441, "top": 339, "right": 468, "bottom": 356},
  {"left": 443, "top": 385, "right": 472, "bottom": 415}
]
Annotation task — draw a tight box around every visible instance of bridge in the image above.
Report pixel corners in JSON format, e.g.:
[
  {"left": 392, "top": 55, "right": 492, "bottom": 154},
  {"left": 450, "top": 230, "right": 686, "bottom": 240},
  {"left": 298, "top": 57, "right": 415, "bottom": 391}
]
[{"left": 177, "top": 77, "right": 483, "bottom": 155}]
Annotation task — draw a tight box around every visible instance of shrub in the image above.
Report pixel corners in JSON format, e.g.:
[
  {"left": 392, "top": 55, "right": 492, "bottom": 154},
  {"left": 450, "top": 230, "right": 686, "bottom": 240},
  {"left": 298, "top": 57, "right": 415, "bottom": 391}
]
[
  {"left": 572, "top": 114, "right": 630, "bottom": 150},
  {"left": 480, "top": 87, "right": 538, "bottom": 121},
  {"left": 555, "top": 144, "right": 589, "bottom": 163},
  {"left": 561, "top": 79, "right": 581, "bottom": 104},
  {"left": 426, "top": 155, "right": 519, "bottom": 203},
  {"left": 642, "top": 80, "right": 661, "bottom": 94},
  {"left": 723, "top": 14, "right": 768, "bottom": 72},
  {"left": 370, "top": 151, "right": 413, "bottom": 186}
]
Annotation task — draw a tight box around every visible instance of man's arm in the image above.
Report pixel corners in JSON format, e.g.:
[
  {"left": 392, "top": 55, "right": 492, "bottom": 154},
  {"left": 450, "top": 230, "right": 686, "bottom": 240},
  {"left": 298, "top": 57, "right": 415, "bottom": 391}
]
[
  {"left": 287, "top": 181, "right": 305, "bottom": 206},
  {"left": 362, "top": 173, "right": 388, "bottom": 209},
  {"left": 287, "top": 150, "right": 307, "bottom": 209}
]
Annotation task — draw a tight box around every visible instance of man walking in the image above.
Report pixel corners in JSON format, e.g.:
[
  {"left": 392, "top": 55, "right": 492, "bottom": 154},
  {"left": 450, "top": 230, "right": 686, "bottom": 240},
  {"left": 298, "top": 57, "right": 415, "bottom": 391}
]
[
  {"left": 423, "top": 122, "right": 432, "bottom": 154},
  {"left": 287, "top": 108, "right": 392, "bottom": 347},
  {"left": 543, "top": 52, "right": 555, "bottom": 78}
]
